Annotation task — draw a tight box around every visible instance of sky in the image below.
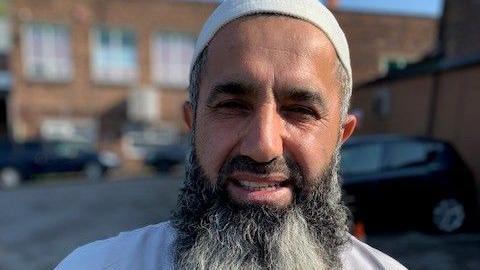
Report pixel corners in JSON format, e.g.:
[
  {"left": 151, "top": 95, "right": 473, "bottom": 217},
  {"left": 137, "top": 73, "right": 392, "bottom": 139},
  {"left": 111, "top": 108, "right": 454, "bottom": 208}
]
[
  {"left": 329, "top": 0, "right": 445, "bottom": 17},
  {"left": 207, "top": 0, "right": 446, "bottom": 18}
]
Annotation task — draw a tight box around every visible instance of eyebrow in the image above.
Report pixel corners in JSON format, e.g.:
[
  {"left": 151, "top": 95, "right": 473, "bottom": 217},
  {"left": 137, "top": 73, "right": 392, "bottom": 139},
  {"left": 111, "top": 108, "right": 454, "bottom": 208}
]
[
  {"left": 282, "top": 88, "right": 326, "bottom": 108},
  {"left": 206, "top": 82, "right": 254, "bottom": 105},
  {"left": 206, "top": 82, "right": 326, "bottom": 109}
]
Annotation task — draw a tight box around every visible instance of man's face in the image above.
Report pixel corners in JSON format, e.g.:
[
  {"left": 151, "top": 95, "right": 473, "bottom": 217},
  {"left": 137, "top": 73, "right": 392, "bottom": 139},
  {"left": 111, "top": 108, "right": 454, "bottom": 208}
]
[{"left": 186, "top": 16, "right": 355, "bottom": 208}]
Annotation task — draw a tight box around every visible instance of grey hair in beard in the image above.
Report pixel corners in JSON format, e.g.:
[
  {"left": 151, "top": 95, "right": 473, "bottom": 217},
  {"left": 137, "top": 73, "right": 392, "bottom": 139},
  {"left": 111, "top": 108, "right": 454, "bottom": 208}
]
[{"left": 171, "top": 134, "right": 350, "bottom": 269}]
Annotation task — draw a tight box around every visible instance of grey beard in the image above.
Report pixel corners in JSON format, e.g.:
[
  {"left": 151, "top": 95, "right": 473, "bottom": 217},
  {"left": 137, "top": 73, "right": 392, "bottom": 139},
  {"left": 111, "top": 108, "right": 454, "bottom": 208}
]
[{"left": 171, "top": 141, "right": 350, "bottom": 270}]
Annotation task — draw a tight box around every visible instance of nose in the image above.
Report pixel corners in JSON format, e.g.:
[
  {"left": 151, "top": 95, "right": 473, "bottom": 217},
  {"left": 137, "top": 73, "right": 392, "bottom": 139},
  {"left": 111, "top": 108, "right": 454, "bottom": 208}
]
[{"left": 239, "top": 104, "right": 284, "bottom": 163}]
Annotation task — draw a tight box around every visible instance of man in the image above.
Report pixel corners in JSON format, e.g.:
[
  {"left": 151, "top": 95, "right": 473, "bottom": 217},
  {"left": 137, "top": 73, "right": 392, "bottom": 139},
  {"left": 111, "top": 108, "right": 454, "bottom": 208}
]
[{"left": 56, "top": 0, "right": 407, "bottom": 269}]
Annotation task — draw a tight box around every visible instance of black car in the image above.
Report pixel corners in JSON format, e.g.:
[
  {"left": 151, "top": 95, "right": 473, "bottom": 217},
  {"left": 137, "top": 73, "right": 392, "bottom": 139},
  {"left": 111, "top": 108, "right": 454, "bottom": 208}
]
[
  {"left": 341, "top": 135, "right": 478, "bottom": 233},
  {"left": 144, "top": 143, "right": 189, "bottom": 173},
  {"left": 0, "top": 139, "right": 113, "bottom": 189}
]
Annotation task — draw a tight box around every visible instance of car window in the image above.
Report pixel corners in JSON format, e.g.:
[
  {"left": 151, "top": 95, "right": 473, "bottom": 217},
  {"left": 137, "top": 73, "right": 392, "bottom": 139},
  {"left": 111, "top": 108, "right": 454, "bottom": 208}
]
[
  {"left": 341, "top": 143, "right": 383, "bottom": 175},
  {"left": 52, "top": 143, "right": 76, "bottom": 156},
  {"left": 47, "top": 142, "right": 92, "bottom": 156},
  {"left": 385, "top": 141, "right": 439, "bottom": 169}
]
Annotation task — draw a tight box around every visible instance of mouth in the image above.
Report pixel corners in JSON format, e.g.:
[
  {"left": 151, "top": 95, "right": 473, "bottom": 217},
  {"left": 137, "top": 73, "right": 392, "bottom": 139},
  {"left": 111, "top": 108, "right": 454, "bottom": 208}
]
[
  {"left": 226, "top": 172, "right": 293, "bottom": 207},
  {"left": 231, "top": 171, "right": 290, "bottom": 190},
  {"left": 236, "top": 180, "right": 283, "bottom": 191}
]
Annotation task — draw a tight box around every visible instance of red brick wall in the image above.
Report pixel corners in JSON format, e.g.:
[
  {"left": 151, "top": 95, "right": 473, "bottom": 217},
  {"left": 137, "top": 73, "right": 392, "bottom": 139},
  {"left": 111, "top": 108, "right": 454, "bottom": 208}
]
[{"left": 336, "top": 11, "right": 439, "bottom": 85}]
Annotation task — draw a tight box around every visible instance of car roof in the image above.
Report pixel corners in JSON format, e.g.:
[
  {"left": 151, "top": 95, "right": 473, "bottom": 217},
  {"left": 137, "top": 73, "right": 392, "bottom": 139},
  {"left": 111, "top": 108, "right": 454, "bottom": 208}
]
[{"left": 344, "top": 134, "right": 447, "bottom": 146}]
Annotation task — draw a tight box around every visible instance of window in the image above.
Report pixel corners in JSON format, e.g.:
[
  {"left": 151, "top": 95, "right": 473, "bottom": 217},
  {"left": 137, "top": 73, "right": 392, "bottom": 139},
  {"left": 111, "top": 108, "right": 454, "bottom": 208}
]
[
  {"left": 152, "top": 32, "right": 195, "bottom": 87},
  {"left": 91, "top": 27, "right": 137, "bottom": 84},
  {"left": 22, "top": 23, "right": 72, "bottom": 81},
  {"left": 41, "top": 118, "right": 97, "bottom": 143},
  {"left": 0, "top": 17, "right": 10, "bottom": 53},
  {"left": 385, "top": 142, "right": 442, "bottom": 170},
  {"left": 0, "top": 0, "right": 10, "bottom": 53},
  {"left": 341, "top": 143, "right": 383, "bottom": 175}
]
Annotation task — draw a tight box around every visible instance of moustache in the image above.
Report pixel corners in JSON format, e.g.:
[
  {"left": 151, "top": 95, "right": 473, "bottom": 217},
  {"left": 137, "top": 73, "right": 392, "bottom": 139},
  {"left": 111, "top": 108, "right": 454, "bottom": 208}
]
[{"left": 216, "top": 155, "right": 305, "bottom": 191}]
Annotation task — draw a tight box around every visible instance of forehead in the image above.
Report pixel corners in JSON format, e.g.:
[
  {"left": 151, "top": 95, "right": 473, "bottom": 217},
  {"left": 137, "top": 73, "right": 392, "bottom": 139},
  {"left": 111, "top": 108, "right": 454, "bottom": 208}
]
[
  {"left": 201, "top": 15, "right": 339, "bottom": 101},
  {"left": 207, "top": 14, "right": 337, "bottom": 66}
]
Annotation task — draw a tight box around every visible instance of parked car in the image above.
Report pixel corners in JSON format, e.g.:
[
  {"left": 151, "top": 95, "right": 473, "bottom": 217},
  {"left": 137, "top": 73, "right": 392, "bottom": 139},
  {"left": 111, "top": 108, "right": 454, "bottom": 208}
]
[
  {"left": 0, "top": 139, "right": 116, "bottom": 189},
  {"left": 144, "top": 143, "right": 189, "bottom": 173},
  {"left": 340, "top": 135, "right": 478, "bottom": 233}
]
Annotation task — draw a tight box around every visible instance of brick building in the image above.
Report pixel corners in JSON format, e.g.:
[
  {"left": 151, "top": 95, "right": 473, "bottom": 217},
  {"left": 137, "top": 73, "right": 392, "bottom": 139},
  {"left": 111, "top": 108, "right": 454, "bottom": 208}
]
[
  {"left": 335, "top": 10, "right": 438, "bottom": 85},
  {"left": 352, "top": 0, "right": 480, "bottom": 184},
  {"left": 6, "top": 0, "right": 439, "bottom": 166},
  {"left": 8, "top": 0, "right": 216, "bottom": 162}
]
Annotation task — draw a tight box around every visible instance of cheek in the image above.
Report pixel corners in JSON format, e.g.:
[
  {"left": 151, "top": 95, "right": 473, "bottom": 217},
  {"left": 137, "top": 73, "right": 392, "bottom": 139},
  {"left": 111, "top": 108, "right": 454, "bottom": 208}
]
[
  {"left": 285, "top": 125, "right": 340, "bottom": 179},
  {"left": 194, "top": 115, "right": 241, "bottom": 180}
]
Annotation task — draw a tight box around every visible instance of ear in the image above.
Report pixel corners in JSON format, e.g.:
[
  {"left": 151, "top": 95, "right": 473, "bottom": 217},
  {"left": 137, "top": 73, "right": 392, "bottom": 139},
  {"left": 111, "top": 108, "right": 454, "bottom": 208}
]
[
  {"left": 340, "top": 114, "right": 357, "bottom": 144},
  {"left": 183, "top": 101, "right": 194, "bottom": 131}
]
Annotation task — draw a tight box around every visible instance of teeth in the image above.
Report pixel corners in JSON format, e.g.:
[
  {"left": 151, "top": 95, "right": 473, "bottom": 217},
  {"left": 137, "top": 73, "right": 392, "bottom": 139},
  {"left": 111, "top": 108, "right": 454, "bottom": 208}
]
[{"left": 238, "top": 181, "right": 280, "bottom": 190}]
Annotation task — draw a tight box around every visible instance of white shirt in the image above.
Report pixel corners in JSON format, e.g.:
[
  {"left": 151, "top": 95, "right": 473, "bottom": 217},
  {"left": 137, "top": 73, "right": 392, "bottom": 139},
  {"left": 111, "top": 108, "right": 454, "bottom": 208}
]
[{"left": 55, "top": 221, "right": 407, "bottom": 270}]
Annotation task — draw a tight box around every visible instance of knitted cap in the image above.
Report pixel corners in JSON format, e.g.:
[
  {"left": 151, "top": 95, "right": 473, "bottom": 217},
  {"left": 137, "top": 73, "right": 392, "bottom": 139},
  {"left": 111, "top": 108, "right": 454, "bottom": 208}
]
[{"left": 191, "top": 0, "right": 352, "bottom": 84}]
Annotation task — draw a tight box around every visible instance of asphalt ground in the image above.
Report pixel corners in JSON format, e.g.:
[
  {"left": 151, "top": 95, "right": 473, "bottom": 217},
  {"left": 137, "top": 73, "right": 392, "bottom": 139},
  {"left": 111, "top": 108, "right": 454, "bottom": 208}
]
[{"left": 0, "top": 176, "right": 479, "bottom": 270}]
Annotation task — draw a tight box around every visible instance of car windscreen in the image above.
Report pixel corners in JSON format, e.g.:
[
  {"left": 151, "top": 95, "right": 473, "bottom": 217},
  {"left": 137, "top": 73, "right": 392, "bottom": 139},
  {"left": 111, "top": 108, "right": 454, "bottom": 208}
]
[
  {"left": 384, "top": 141, "right": 444, "bottom": 170},
  {"left": 340, "top": 143, "right": 383, "bottom": 175}
]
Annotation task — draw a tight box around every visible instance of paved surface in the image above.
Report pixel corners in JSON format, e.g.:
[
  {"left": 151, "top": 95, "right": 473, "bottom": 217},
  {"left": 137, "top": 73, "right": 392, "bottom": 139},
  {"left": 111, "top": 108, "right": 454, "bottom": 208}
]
[
  {"left": 0, "top": 176, "right": 479, "bottom": 270},
  {"left": 369, "top": 232, "right": 480, "bottom": 270},
  {"left": 0, "top": 176, "right": 182, "bottom": 270}
]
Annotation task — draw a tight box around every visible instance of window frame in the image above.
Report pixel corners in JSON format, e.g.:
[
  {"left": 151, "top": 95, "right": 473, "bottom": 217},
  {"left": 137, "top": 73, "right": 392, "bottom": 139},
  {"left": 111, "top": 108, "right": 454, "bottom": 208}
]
[
  {"left": 150, "top": 31, "right": 196, "bottom": 88},
  {"left": 340, "top": 142, "right": 386, "bottom": 176},
  {"left": 89, "top": 25, "right": 138, "bottom": 86},
  {"left": 0, "top": 16, "right": 10, "bottom": 53},
  {"left": 383, "top": 141, "right": 442, "bottom": 171},
  {"left": 21, "top": 22, "right": 73, "bottom": 83}
]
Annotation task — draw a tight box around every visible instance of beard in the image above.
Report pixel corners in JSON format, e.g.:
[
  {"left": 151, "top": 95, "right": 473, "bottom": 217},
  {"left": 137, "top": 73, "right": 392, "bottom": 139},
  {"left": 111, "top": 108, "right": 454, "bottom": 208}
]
[{"left": 171, "top": 135, "right": 350, "bottom": 270}]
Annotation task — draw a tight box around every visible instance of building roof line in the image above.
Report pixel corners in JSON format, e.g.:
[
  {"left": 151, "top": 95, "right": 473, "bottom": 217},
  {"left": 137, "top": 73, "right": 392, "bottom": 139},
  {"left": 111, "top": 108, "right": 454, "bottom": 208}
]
[{"left": 355, "top": 53, "right": 480, "bottom": 89}]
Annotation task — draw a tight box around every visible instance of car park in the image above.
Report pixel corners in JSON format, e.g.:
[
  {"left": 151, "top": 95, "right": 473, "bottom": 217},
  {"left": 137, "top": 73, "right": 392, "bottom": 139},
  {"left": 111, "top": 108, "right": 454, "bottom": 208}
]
[
  {"left": 341, "top": 135, "right": 478, "bottom": 233},
  {"left": 0, "top": 139, "right": 117, "bottom": 189}
]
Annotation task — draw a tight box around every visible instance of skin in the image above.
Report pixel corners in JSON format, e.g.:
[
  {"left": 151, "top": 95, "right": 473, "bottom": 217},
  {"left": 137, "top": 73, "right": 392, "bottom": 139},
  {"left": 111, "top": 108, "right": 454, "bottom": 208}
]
[{"left": 184, "top": 16, "right": 356, "bottom": 208}]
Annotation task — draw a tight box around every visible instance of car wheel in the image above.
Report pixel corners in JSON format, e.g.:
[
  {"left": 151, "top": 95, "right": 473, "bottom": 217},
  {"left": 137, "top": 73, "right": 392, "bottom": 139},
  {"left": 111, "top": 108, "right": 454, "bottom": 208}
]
[
  {"left": 84, "top": 162, "right": 104, "bottom": 181},
  {"left": 432, "top": 198, "right": 466, "bottom": 233},
  {"left": 0, "top": 167, "right": 22, "bottom": 189}
]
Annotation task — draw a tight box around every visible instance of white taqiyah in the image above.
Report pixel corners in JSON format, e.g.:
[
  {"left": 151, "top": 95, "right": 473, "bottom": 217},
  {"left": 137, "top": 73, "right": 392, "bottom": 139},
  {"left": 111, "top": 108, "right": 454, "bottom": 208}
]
[{"left": 191, "top": 0, "right": 352, "bottom": 86}]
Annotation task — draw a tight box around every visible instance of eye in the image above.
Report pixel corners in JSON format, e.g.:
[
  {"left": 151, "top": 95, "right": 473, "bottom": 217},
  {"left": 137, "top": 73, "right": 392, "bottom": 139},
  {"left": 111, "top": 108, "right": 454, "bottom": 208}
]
[
  {"left": 282, "top": 106, "right": 320, "bottom": 120},
  {"left": 216, "top": 100, "right": 249, "bottom": 110},
  {"left": 209, "top": 100, "right": 251, "bottom": 115}
]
